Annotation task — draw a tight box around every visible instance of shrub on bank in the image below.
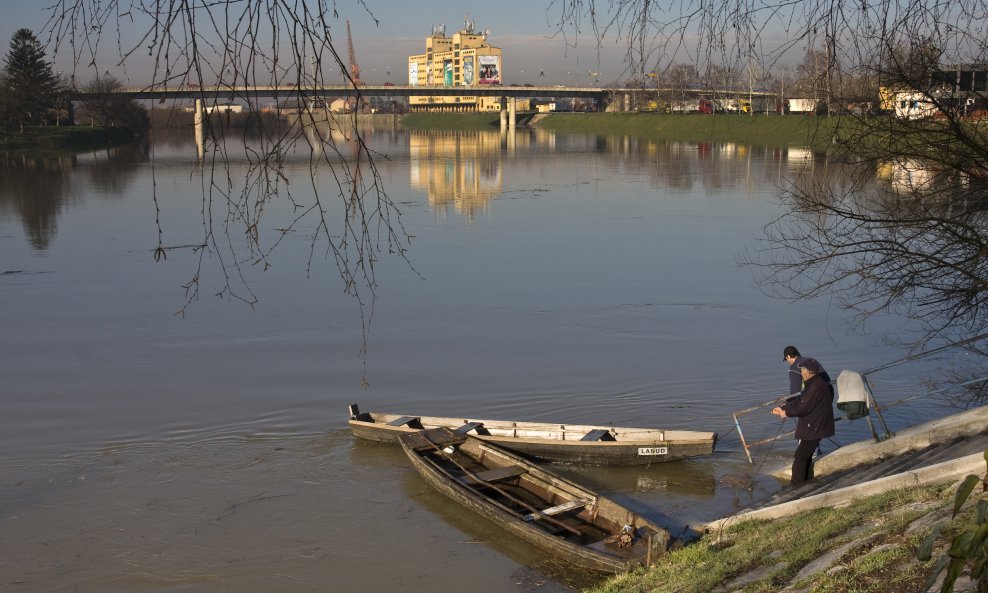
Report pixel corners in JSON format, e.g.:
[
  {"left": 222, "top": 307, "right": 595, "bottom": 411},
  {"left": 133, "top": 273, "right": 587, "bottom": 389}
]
[{"left": 0, "top": 125, "right": 134, "bottom": 151}]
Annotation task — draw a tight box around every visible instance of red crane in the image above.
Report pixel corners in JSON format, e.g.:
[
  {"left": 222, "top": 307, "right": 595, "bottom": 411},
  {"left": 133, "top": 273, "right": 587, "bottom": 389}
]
[{"left": 346, "top": 20, "right": 362, "bottom": 86}]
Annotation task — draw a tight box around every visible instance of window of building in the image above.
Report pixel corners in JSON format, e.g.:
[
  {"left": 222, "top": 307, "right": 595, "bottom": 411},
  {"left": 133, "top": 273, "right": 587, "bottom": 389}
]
[
  {"left": 960, "top": 71, "right": 974, "bottom": 91},
  {"left": 975, "top": 71, "right": 987, "bottom": 92}
]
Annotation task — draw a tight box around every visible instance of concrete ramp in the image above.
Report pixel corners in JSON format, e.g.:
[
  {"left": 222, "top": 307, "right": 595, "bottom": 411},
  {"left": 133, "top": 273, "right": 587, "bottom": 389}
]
[
  {"left": 773, "top": 405, "right": 988, "bottom": 480},
  {"left": 702, "top": 406, "right": 988, "bottom": 533},
  {"left": 702, "top": 450, "right": 986, "bottom": 533}
]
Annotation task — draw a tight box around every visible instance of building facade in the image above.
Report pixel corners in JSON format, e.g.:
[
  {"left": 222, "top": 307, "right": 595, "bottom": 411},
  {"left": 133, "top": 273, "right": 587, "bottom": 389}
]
[
  {"left": 408, "top": 20, "right": 525, "bottom": 112},
  {"left": 879, "top": 65, "right": 988, "bottom": 119}
]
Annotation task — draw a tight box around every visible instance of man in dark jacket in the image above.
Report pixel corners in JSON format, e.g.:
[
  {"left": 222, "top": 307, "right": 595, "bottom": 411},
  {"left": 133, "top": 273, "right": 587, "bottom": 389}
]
[
  {"left": 783, "top": 345, "right": 832, "bottom": 399},
  {"left": 771, "top": 357, "right": 836, "bottom": 486},
  {"left": 783, "top": 345, "right": 803, "bottom": 397}
]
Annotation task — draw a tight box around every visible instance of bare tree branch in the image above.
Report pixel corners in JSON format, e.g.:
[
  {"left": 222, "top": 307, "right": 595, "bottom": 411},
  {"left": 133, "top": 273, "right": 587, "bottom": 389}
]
[{"left": 41, "top": 1, "right": 409, "bottom": 382}]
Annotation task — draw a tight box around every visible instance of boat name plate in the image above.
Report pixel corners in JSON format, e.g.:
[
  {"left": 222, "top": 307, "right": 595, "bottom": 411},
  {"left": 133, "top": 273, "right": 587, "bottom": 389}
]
[{"left": 638, "top": 447, "right": 668, "bottom": 456}]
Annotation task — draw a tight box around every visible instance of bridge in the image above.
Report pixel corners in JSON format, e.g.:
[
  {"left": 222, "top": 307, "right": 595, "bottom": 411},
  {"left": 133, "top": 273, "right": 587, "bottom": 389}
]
[
  {"left": 79, "top": 84, "right": 612, "bottom": 101},
  {"left": 73, "top": 83, "right": 776, "bottom": 105},
  {"left": 72, "top": 83, "right": 777, "bottom": 159}
]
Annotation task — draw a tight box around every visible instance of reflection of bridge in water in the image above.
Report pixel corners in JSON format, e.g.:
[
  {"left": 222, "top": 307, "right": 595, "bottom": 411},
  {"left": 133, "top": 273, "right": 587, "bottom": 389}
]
[
  {"left": 75, "top": 84, "right": 779, "bottom": 157},
  {"left": 0, "top": 127, "right": 835, "bottom": 250}
]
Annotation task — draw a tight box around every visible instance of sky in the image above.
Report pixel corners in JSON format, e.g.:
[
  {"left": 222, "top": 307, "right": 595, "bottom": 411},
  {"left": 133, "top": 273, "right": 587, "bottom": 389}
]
[{"left": 0, "top": 0, "right": 644, "bottom": 87}]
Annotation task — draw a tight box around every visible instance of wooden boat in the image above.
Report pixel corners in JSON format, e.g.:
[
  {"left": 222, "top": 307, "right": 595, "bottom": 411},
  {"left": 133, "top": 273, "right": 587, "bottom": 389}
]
[
  {"left": 398, "top": 427, "right": 672, "bottom": 573},
  {"left": 348, "top": 404, "right": 716, "bottom": 465}
]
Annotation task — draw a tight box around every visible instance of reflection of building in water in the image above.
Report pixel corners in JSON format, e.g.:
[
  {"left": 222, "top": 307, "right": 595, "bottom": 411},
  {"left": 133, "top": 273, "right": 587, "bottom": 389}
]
[
  {"left": 409, "top": 130, "right": 503, "bottom": 219},
  {"left": 408, "top": 17, "right": 530, "bottom": 113},
  {"left": 876, "top": 159, "right": 935, "bottom": 191}
]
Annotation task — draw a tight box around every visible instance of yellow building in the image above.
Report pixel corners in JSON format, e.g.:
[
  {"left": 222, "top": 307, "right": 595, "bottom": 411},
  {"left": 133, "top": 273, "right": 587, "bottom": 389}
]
[{"left": 408, "top": 19, "right": 525, "bottom": 112}]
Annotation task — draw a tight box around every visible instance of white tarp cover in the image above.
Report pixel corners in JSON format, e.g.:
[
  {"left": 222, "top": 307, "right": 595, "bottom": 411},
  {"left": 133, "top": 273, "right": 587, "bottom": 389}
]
[{"left": 835, "top": 370, "right": 873, "bottom": 420}]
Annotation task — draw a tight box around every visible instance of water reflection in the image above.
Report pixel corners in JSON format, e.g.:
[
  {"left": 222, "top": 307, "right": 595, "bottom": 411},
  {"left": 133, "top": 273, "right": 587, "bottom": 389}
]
[
  {"left": 556, "top": 459, "right": 717, "bottom": 499},
  {"left": 409, "top": 130, "right": 504, "bottom": 220},
  {"left": 1, "top": 126, "right": 953, "bottom": 593},
  {"left": 0, "top": 127, "right": 828, "bottom": 251},
  {"left": 405, "top": 128, "right": 825, "bottom": 218},
  {"left": 0, "top": 145, "right": 149, "bottom": 251},
  {"left": 0, "top": 154, "right": 72, "bottom": 249},
  {"left": 349, "top": 437, "right": 580, "bottom": 592},
  {"left": 401, "top": 469, "right": 589, "bottom": 592},
  {"left": 876, "top": 158, "right": 936, "bottom": 191}
]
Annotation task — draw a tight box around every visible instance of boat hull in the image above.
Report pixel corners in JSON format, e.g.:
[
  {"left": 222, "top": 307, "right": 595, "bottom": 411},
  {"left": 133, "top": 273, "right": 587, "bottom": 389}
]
[
  {"left": 399, "top": 427, "right": 671, "bottom": 573},
  {"left": 350, "top": 409, "right": 716, "bottom": 465}
]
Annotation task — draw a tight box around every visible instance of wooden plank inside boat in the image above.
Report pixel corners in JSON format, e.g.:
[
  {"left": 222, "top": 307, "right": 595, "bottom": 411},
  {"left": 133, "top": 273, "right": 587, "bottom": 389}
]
[
  {"left": 402, "top": 429, "right": 467, "bottom": 452},
  {"left": 457, "top": 465, "right": 526, "bottom": 486},
  {"left": 581, "top": 429, "right": 615, "bottom": 441},
  {"left": 454, "top": 421, "right": 484, "bottom": 434},
  {"left": 387, "top": 415, "right": 422, "bottom": 428},
  {"left": 523, "top": 498, "right": 592, "bottom": 521}
]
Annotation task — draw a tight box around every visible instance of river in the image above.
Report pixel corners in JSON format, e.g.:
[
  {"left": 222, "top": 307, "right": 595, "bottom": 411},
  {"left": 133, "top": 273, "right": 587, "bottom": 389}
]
[{"left": 0, "top": 121, "right": 951, "bottom": 592}]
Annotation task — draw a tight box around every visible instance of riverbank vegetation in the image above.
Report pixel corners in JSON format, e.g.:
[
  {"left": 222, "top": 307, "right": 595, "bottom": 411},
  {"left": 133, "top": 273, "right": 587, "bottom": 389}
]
[
  {"left": 538, "top": 113, "right": 848, "bottom": 150},
  {"left": 1, "top": 29, "right": 145, "bottom": 152},
  {"left": 0, "top": 125, "right": 135, "bottom": 151},
  {"left": 0, "top": 29, "right": 66, "bottom": 131},
  {"left": 586, "top": 477, "right": 983, "bottom": 593},
  {"left": 400, "top": 112, "right": 505, "bottom": 131}
]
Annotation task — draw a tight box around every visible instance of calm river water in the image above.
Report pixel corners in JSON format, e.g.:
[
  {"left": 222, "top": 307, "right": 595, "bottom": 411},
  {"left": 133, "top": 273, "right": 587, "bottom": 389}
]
[{"left": 0, "top": 121, "right": 950, "bottom": 592}]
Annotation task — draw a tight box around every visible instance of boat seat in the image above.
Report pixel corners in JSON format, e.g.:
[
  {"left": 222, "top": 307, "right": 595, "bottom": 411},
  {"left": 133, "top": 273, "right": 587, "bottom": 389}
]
[
  {"left": 403, "top": 428, "right": 467, "bottom": 451},
  {"left": 454, "top": 421, "right": 484, "bottom": 434},
  {"left": 458, "top": 465, "right": 526, "bottom": 486},
  {"left": 581, "top": 429, "right": 615, "bottom": 441},
  {"left": 387, "top": 416, "right": 421, "bottom": 427},
  {"left": 523, "top": 498, "right": 592, "bottom": 522}
]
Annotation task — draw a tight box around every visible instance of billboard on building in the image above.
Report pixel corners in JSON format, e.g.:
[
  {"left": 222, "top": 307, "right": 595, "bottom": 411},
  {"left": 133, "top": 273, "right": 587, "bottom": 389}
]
[
  {"left": 479, "top": 55, "right": 500, "bottom": 85},
  {"left": 408, "top": 62, "right": 418, "bottom": 86},
  {"left": 444, "top": 60, "right": 453, "bottom": 86},
  {"left": 426, "top": 61, "right": 434, "bottom": 85},
  {"left": 462, "top": 56, "right": 475, "bottom": 85}
]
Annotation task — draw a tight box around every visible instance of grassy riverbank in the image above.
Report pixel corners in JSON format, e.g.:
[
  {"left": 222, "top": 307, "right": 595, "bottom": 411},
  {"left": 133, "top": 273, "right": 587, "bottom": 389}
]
[
  {"left": 538, "top": 113, "right": 852, "bottom": 150},
  {"left": 586, "top": 479, "right": 982, "bottom": 593},
  {"left": 400, "top": 112, "right": 506, "bottom": 131},
  {"left": 0, "top": 125, "right": 136, "bottom": 152}
]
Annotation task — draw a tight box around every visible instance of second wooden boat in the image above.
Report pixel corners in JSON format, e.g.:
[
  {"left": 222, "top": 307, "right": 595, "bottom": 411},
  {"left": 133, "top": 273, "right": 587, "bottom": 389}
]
[
  {"left": 349, "top": 404, "right": 716, "bottom": 465},
  {"left": 399, "top": 427, "right": 672, "bottom": 573}
]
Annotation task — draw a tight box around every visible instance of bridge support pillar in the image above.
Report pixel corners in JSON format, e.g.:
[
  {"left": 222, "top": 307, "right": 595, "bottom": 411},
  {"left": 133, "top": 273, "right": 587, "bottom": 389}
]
[
  {"left": 509, "top": 98, "right": 516, "bottom": 130},
  {"left": 194, "top": 98, "right": 204, "bottom": 160},
  {"left": 500, "top": 97, "right": 508, "bottom": 133},
  {"left": 623, "top": 93, "right": 631, "bottom": 112}
]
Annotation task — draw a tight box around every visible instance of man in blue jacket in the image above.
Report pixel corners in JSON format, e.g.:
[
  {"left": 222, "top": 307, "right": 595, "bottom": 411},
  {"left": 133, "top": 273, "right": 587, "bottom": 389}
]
[
  {"left": 771, "top": 357, "right": 836, "bottom": 486},
  {"left": 783, "top": 345, "right": 803, "bottom": 397},
  {"left": 784, "top": 345, "right": 832, "bottom": 398}
]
